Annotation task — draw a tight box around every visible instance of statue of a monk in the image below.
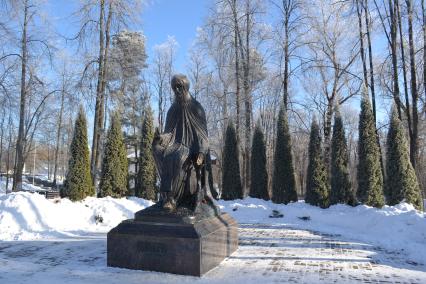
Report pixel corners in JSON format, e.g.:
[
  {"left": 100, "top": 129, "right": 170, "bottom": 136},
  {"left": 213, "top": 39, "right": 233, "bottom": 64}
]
[{"left": 152, "top": 74, "right": 217, "bottom": 214}]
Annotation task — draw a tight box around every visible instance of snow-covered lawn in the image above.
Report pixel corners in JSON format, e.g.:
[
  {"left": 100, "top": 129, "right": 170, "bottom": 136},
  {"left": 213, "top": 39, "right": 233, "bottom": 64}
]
[
  {"left": 0, "top": 192, "right": 153, "bottom": 240},
  {"left": 0, "top": 190, "right": 425, "bottom": 283}
]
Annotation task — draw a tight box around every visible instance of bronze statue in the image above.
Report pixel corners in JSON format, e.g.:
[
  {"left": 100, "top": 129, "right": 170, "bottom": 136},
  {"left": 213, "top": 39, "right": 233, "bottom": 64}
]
[
  {"left": 108, "top": 76, "right": 238, "bottom": 275},
  {"left": 151, "top": 74, "right": 218, "bottom": 217}
]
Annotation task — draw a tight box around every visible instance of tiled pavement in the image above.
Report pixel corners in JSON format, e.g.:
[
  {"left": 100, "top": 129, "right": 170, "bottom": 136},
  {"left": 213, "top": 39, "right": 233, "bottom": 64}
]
[
  {"left": 0, "top": 224, "right": 425, "bottom": 283},
  {"left": 208, "top": 224, "right": 426, "bottom": 283}
]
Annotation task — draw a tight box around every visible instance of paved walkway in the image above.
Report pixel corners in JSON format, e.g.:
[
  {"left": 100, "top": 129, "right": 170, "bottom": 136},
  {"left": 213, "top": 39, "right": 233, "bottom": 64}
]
[
  {"left": 0, "top": 224, "right": 425, "bottom": 283},
  {"left": 210, "top": 224, "right": 426, "bottom": 283}
]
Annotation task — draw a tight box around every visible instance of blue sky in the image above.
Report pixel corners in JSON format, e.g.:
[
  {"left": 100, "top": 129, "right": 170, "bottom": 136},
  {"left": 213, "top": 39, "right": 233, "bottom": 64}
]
[
  {"left": 44, "top": 0, "right": 209, "bottom": 136},
  {"left": 48, "top": 0, "right": 208, "bottom": 72},
  {"left": 141, "top": 0, "right": 208, "bottom": 71}
]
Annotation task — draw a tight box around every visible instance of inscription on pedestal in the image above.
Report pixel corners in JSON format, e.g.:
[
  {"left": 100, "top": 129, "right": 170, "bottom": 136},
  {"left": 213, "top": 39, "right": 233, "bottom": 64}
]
[{"left": 137, "top": 241, "right": 167, "bottom": 256}]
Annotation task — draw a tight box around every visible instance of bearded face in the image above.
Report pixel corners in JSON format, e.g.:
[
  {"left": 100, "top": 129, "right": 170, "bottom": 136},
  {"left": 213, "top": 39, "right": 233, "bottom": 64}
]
[{"left": 171, "top": 74, "right": 190, "bottom": 102}]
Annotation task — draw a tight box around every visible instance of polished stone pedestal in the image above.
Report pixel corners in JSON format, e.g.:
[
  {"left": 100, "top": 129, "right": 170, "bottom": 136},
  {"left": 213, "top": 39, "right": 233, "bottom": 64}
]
[{"left": 107, "top": 211, "right": 238, "bottom": 276}]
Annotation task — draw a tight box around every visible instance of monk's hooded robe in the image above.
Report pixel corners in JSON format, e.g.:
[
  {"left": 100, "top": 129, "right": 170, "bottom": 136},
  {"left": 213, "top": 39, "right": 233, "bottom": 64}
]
[{"left": 152, "top": 93, "right": 211, "bottom": 207}]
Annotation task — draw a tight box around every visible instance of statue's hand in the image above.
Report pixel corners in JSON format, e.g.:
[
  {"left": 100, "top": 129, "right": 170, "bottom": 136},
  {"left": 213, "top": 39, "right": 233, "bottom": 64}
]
[{"left": 195, "top": 153, "right": 204, "bottom": 166}]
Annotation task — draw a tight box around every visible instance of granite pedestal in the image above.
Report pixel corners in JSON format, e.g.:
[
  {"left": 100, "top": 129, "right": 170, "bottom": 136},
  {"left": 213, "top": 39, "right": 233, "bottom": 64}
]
[{"left": 107, "top": 209, "right": 238, "bottom": 276}]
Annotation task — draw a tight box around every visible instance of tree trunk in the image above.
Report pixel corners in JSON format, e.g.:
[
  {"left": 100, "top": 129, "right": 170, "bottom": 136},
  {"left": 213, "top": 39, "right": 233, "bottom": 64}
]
[
  {"left": 389, "top": 0, "right": 402, "bottom": 119},
  {"left": 406, "top": 0, "right": 419, "bottom": 169},
  {"left": 13, "top": 0, "right": 29, "bottom": 192},
  {"left": 365, "top": 0, "right": 385, "bottom": 182},
  {"left": 232, "top": 0, "right": 241, "bottom": 144},
  {"left": 324, "top": 95, "right": 335, "bottom": 170},
  {"left": 91, "top": 1, "right": 112, "bottom": 188},
  {"left": 283, "top": 5, "right": 290, "bottom": 109},
  {"left": 5, "top": 116, "right": 13, "bottom": 193},
  {"left": 223, "top": 88, "right": 229, "bottom": 136},
  {"left": 47, "top": 143, "right": 50, "bottom": 180},
  {"left": 243, "top": 0, "right": 252, "bottom": 194},
  {"left": 0, "top": 113, "right": 4, "bottom": 175},
  {"left": 53, "top": 81, "right": 65, "bottom": 186},
  {"left": 91, "top": 0, "right": 106, "bottom": 186},
  {"left": 364, "top": 0, "right": 377, "bottom": 122},
  {"left": 158, "top": 84, "right": 164, "bottom": 132},
  {"left": 396, "top": 0, "right": 412, "bottom": 141},
  {"left": 356, "top": 0, "right": 368, "bottom": 92},
  {"left": 423, "top": 0, "right": 426, "bottom": 115}
]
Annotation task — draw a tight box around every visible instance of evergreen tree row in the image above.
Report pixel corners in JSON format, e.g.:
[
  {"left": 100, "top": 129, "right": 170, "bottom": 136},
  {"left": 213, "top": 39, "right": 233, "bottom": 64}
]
[
  {"left": 63, "top": 107, "right": 157, "bottom": 201},
  {"left": 64, "top": 99, "right": 423, "bottom": 212},
  {"left": 222, "top": 96, "right": 423, "bottom": 212},
  {"left": 222, "top": 104, "right": 298, "bottom": 204}
]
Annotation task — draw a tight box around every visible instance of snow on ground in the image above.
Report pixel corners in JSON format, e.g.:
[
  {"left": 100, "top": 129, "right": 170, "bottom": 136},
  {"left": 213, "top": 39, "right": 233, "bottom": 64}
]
[
  {"left": 0, "top": 190, "right": 425, "bottom": 283},
  {"left": 219, "top": 198, "right": 426, "bottom": 266},
  {"left": 0, "top": 192, "right": 153, "bottom": 240},
  {"left": 1, "top": 222, "right": 425, "bottom": 284},
  {"left": 0, "top": 177, "right": 11, "bottom": 193},
  {"left": 0, "top": 177, "right": 51, "bottom": 193}
]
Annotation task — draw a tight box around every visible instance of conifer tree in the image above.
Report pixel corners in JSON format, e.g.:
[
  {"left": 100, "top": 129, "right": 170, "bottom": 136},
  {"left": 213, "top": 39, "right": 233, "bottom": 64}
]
[
  {"left": 64, "top": 107, "right": 94, "bottom": 201},
  {"left": 136, "top": 108, "right": 158, "bottom": 200},
  {"left": 305, "top": 120, "right": 329, "bottom": 208},
  {"left": 385, "top": 107, "right": 423, "bottom": 210},
  {"left": 222, "top": 121, "right": 243, "bottom": 200},
  {"left": 99, "top": 112, "right": 128, "bottom": 198},
  {"left": 249, "top": 124, "right": 269, "bottom": 200},
  {"left": 330, "top": 110, "right": 354, "bottom": 205},
  {"left": 357, "top": 96, "right": 384, "bottom": 207},
  {"left": 272, "top": 105, "right": 297, "bottom": 204}
]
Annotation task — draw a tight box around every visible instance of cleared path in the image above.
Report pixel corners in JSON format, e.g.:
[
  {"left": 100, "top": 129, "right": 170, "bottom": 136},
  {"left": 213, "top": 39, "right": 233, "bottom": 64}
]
[{"left": 0, "top": 224, "right": 424, "bottom": 284}]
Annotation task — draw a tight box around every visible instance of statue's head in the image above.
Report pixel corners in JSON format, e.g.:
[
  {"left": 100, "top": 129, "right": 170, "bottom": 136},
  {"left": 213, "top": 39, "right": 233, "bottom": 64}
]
[{"left": 171, "top": 74, "right": 190, "bottom": 102}]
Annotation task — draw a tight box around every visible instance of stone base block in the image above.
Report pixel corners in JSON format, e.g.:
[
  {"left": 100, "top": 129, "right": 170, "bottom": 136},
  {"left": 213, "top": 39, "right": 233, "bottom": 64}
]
[{"left": 107, "top": 213, "right": 238, "bottom": 276}]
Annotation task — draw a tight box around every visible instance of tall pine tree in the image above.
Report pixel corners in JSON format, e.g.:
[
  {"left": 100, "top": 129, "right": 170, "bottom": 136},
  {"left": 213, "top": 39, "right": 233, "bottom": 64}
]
[
  {"left": 99, "top": 112, "right": 128, "bottom": 198},
  {"left": 330, "top": 110, "right": 354, "bottom": 205},
  {"left": 249, "top": 124, "right": 269, "bottom": 200},
  {"left": 136, "top": 108, "right": 157, "bottom": 200},
  {"left": 305, "top": 120, "right": 329, "bottom": 208},
  {"left": 385, "top": 107, "right": 423, "bottom": 210},
  {"left": 357, "top": 96, "right": 384, "bottom": 207},
  {"left": 222, "top": 121, "right": 243, "bottom": 200},
  {"left": 272, "top": 105, "right": 297, "bottom": 204},
  {"left": 64, "top": 107, "right": 94, "bottom": 201}
]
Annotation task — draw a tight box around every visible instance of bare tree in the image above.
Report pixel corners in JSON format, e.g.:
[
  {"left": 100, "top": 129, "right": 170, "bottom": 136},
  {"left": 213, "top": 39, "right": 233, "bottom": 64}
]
[
  {"left": 405, "top": 0, "right": 419, "bottom": 168},
  {"left": 270, "top": 0, "right": 303, "bottom": 109},
  {"left": 302, "top": 0, "right": 361, "bottom": 168},
  {"left": 150, "top": 36, "right": 177, "bottom": 132},
  {"left": 71, "top": 0, "right": 143, "bottom": 187},
  {"left": 0, "top": 0, "right": 55, "bottom": 191}
]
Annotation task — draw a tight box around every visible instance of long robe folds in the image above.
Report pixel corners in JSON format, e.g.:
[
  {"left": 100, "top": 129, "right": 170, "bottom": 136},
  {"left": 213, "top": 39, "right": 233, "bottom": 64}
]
[{"left": 152, "top": 96, "right": 209, "bottom": 207}]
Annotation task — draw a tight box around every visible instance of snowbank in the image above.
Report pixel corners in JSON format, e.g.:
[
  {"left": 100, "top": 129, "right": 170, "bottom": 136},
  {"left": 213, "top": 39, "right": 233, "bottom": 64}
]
[
  {"left": 0, "top": 192, "right": 153, "bottom": 240},
  {"left": 0, "top": 191, "right": 425, "bottom": 265},
  {"left": 219, "top": 198, "right": 426, "bottom": 266}
]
